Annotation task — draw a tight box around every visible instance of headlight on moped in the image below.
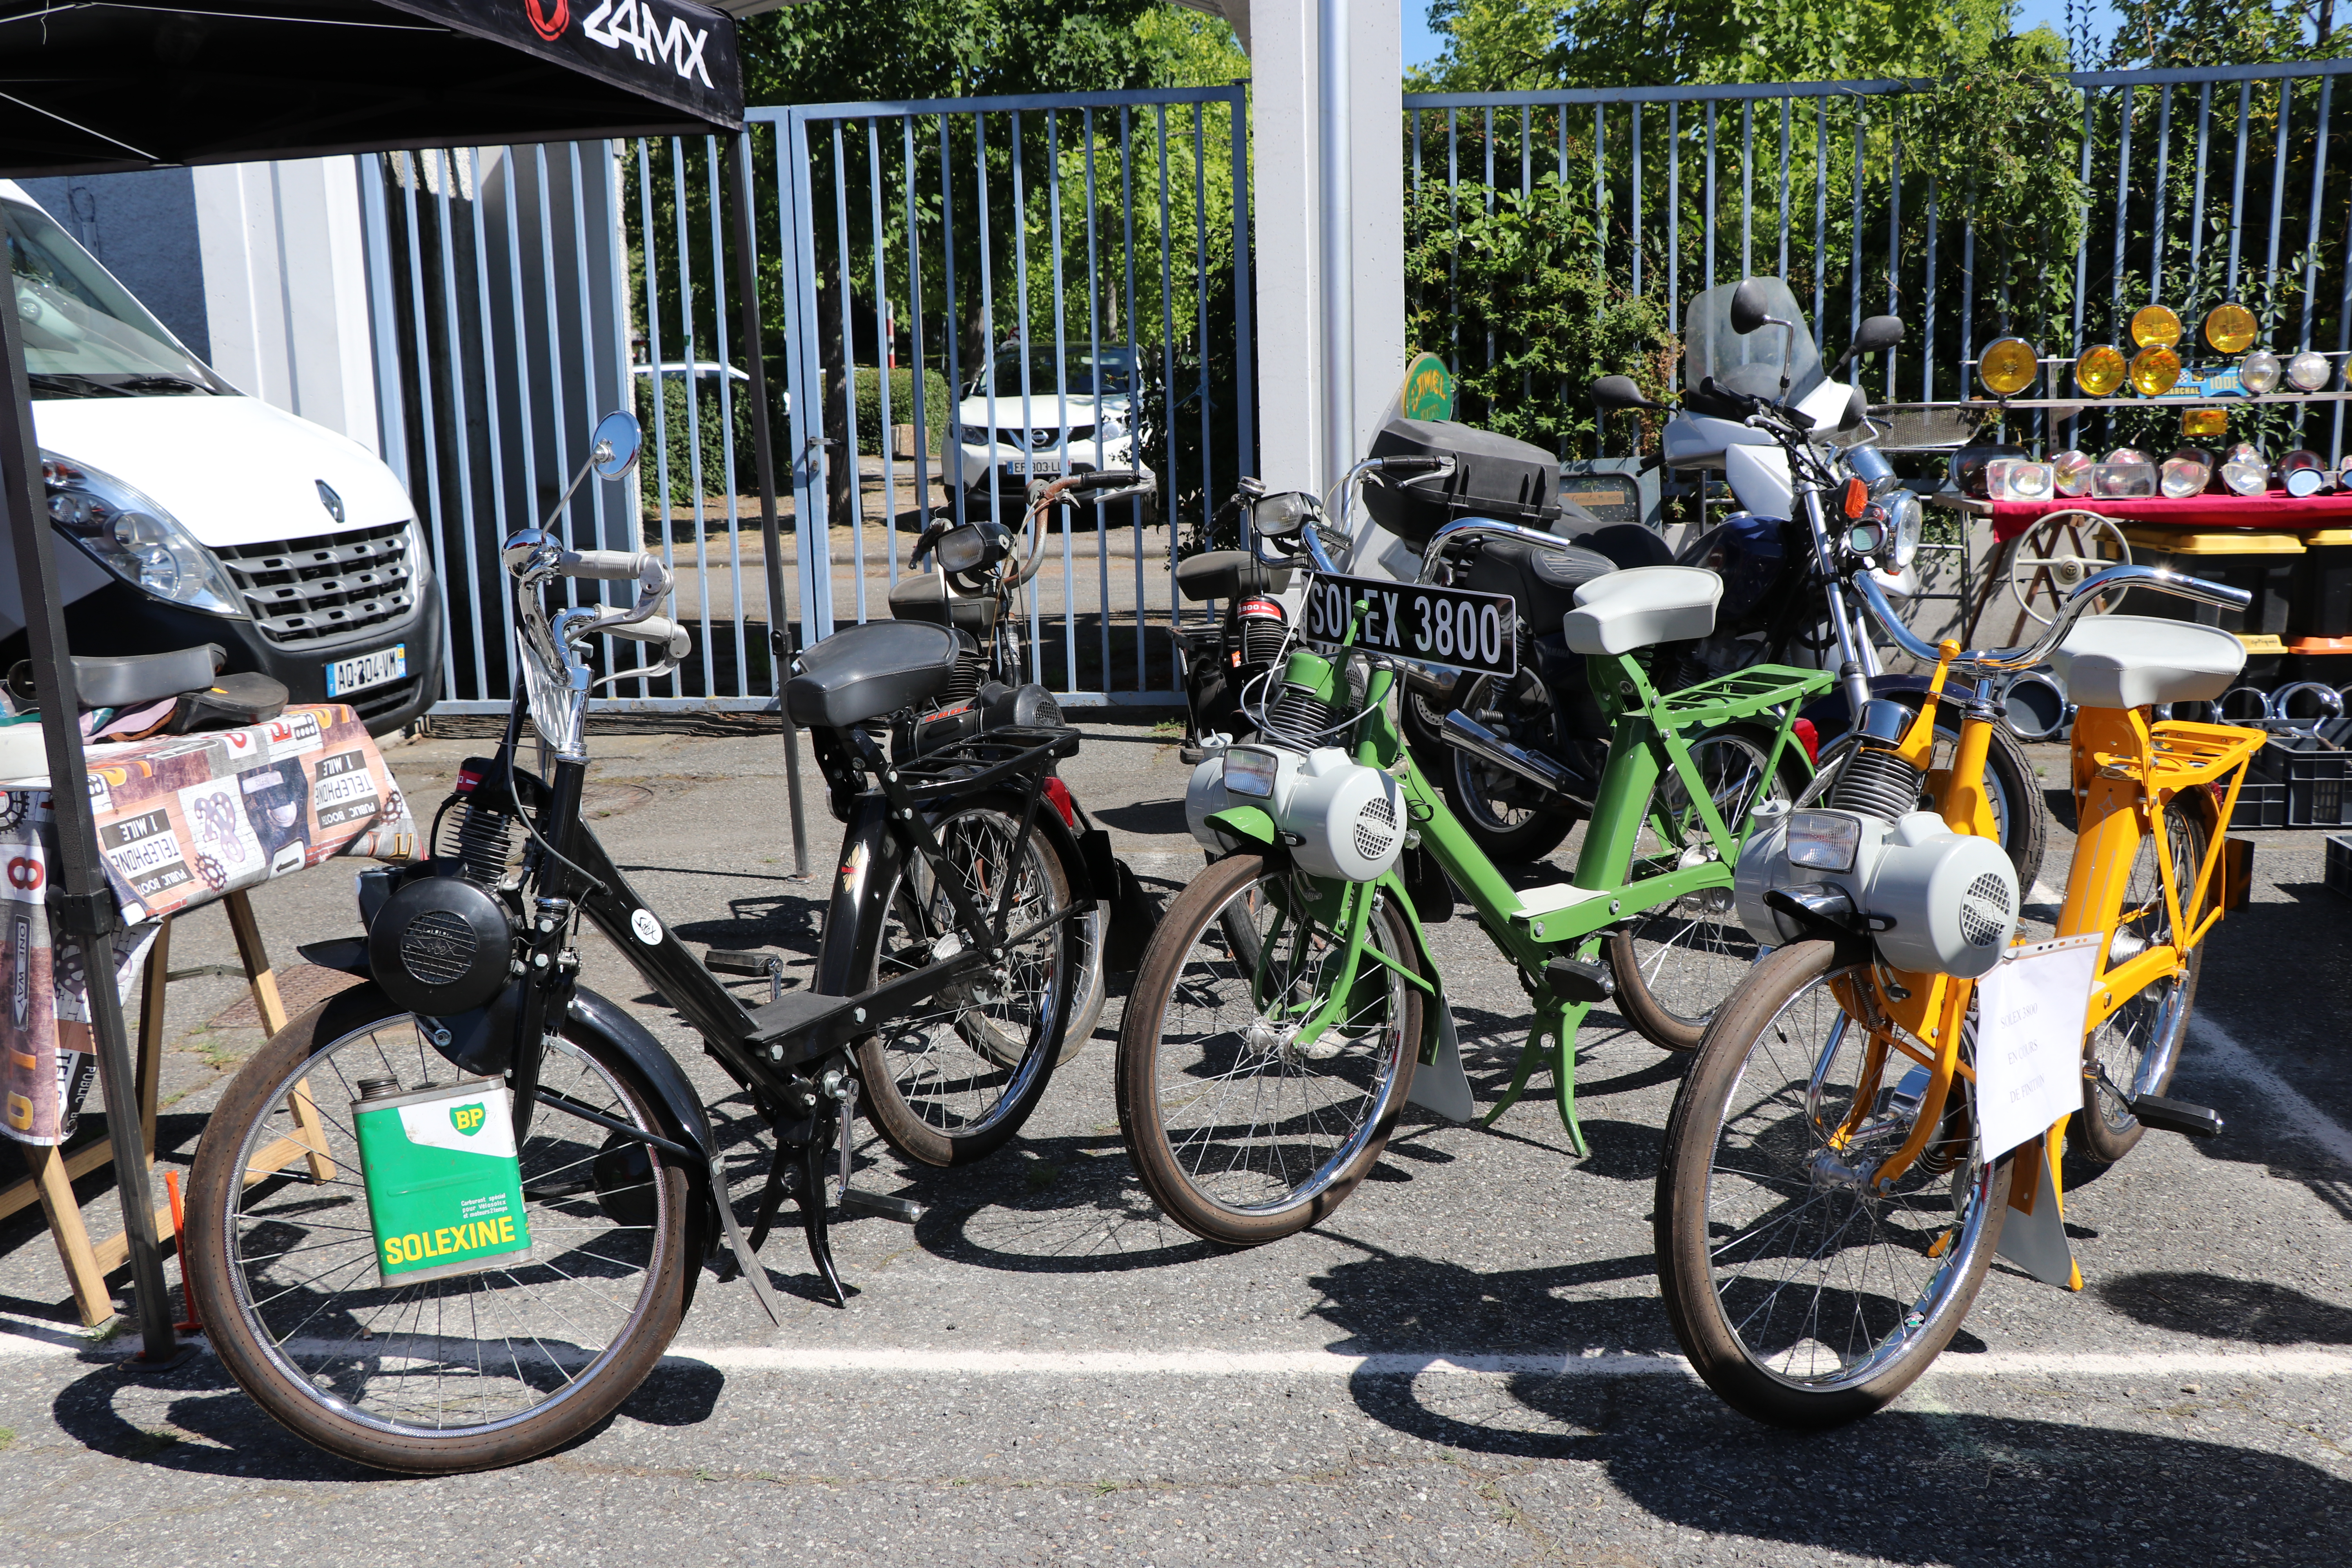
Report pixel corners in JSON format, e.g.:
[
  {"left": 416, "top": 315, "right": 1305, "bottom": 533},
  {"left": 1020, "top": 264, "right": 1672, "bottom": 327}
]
[
  {"left": 1222, "top": 746, "right": 1279, "bottom": 797},
  {"left": 1785, "top": 810, "right": 1862, "bottom": 872},
  {"left": 1880, "top": 488, "right": 1922, "bottom": 569}
]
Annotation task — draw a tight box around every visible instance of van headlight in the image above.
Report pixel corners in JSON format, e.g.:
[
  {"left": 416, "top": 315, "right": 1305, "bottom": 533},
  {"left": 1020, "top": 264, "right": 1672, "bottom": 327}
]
[
  {"left": 959, "top": 424, "right": 990, "bottom": 445},
  {"left": 41, "top": 452, "right": 244, "bottom": 616}
]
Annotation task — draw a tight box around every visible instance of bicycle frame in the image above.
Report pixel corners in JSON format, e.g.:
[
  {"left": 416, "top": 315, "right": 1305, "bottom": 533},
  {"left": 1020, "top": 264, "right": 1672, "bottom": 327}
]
[
  {"left": 1829, "top": 648, "right": 2263, "bottom": 1283},
  {"left": 1215, "top": 583, "right": 1830, "bottom": 1153}
]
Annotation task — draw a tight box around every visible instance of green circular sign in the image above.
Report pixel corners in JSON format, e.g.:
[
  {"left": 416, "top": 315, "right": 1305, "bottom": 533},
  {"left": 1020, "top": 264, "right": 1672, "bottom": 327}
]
[{"left": 1402, "top": 353, "right": 1454, "bottom": 422}]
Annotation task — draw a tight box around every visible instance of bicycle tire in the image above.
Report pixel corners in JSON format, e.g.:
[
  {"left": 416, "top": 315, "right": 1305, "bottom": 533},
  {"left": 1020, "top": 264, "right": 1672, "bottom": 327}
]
[
  {"left": 853, "top": 798, "right": 1073, "bottom": 1167},
  {"left": 1439, "top": 672, "right": 1579, "bottom": 864},
  {"left": 1608, "top": 720, "right": 1811, "bottom": 1051},
  {"left": 1656, "top": 940, "right": 2013, "bottom": 1428},
  {"left": 1117, "top": 853, "right": 1420, "bottom": 1246},
  {"left": 187, "top": 986, "right": 692, "bottom": 1474},
  {"left": 2075, "top": 795, "right": 2209, "bottom": 1164}
]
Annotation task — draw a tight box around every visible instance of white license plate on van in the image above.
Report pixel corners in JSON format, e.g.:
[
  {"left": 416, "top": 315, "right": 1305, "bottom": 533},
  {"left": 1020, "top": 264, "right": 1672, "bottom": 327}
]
[{"left": 326, "top": 644, "right": 407, "bottom": 697}]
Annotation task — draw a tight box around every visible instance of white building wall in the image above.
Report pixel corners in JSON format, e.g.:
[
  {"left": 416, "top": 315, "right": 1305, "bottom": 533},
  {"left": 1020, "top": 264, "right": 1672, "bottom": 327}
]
[
  {"left": 191, "top": 158, "right": 382, "bottom": 455},
  {"left": 1245, "top": 0, "right": 1403, "bottom": 494}
]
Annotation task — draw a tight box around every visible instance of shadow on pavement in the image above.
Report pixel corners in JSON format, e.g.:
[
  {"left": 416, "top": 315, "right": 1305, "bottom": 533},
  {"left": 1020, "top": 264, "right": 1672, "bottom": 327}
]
[{"left": 2096, "top": 1269, "right": 2352, "bottom": 1346}]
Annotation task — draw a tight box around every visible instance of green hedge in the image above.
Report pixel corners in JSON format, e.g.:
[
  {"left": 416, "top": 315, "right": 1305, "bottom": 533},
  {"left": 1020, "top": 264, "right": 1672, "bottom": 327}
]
[
  {"left": 633, "top": 372, "right": 760, "bottom": 498},
  {"left": 854, "top": 365, "right": 953, "bottom": 452}
]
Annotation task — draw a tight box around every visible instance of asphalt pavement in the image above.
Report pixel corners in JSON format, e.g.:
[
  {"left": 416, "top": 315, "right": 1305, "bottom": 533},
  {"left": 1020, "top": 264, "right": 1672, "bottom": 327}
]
[{"left": 0, "top": 718, "right": 2347, "bottom": 1566}]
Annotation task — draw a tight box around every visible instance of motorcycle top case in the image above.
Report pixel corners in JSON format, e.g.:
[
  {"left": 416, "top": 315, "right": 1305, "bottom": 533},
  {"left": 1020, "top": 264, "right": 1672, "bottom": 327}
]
[
  {"left": 353, "top": 1080, "right": 533, "bottom": 1285},
  {"left": 1361, "top": 417, "right": 1564, "bottom": 545}
]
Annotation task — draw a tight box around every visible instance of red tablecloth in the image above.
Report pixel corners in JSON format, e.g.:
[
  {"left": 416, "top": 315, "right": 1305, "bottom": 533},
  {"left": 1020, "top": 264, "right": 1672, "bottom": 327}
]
[
  {"left": 1990, "top": 490, "right": 2352, "bottom": 543},
  {"left": 0, "top": 704, "right": 417, "bottom": 1145}
]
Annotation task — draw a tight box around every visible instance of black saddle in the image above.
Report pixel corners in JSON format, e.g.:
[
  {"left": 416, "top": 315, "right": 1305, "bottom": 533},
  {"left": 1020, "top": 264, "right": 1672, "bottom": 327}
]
[
  {"left": 1457, "top": 538, "right": 1615, "bottom": 629},
  {"left": 6, "top": 644, "right": 223, "bottom": 710},
  {"left": 784, "top": 621, "right": 965, "bottom": 730},
  {"left": 887, "top": 571, "right": 1000, "bottom": 633},
  {"left": 1175, "top": 551, "right": 1292, "bottom": 603}
]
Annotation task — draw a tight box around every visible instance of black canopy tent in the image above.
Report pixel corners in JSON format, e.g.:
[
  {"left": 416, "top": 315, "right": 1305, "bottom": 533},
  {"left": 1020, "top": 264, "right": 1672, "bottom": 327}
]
[{"left": 1, "top": 0, "right": 779, "bottom": 1360}]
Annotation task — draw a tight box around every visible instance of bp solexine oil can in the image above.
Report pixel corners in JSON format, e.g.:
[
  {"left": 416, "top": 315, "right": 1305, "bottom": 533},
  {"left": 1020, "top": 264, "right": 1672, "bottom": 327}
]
[{"left": 352, "top": 1078, "right": 532, "bottom": 1285}]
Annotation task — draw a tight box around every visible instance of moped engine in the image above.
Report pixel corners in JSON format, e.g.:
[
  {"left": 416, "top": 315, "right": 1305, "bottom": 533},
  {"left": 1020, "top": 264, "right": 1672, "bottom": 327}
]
[
  {"left": 1734, "top": 800, "right": 2017, "bottom": 978},
  {"left": 1184, "top": 743, "right": 1406, "bottom": 882}
]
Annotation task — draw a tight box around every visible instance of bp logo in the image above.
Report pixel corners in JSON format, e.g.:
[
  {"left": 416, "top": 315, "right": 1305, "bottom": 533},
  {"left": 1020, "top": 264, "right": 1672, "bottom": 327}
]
[{"left": 450, "top": 1103, "right": 488, "bottom": 1136}]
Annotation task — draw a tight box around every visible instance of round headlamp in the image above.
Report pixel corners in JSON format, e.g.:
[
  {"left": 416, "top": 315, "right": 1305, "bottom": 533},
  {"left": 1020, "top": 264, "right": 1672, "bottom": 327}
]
[
  {"left": 2074, "top": 345, "right": 2127, "bottom": 397},
  {"left": 2239, "top": 350, "right": 2284, "bottom": 395},
  {"left": 2160, "top": 448, "right": 2212, "bottom": 498},
  {"left": 1977, "top": 337, "right": 2039, "bottom": 397},
  {"left": 2205, "top": 303, "right": 2257, "bottom": 354},
  {"left": 2221, "top": 441, "right": 2270, "bottom": 496},
  {"left": 2131, "top": 304, "right": 2183, "bottom": 348},
  {"left": 2281, "top": 449, "right": 2330, "bottom": 496},
  {"left": 2051, "top": 449, "right": 2093, "bottom": 495},
  {"left": 1882, "top": 489, "right": 1923, "bottom": 569},
  {"left": 2129, "top": 345, "right": 2181, "bottom": 397},
  {"left": 2288, "top": 350, "right": 2334, "bottom": 392}
]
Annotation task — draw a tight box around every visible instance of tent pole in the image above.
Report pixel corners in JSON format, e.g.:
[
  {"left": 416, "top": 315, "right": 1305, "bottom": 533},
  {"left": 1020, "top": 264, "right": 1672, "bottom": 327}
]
[
  {"left": 0, "top": 283, "right": 177, "bottom": 1359},
  {"left": 728, "top": 128, "right": 809, "bottom": 879}
]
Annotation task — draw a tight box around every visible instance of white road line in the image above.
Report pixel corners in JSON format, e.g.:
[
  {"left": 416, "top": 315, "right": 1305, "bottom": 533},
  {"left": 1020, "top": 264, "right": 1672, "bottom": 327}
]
[{"left": 2189, "top": 1016, "right": 2352, "bottom": 1171}]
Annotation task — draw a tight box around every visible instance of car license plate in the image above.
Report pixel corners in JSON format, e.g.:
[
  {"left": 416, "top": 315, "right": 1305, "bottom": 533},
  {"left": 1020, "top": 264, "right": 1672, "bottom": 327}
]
[
  {"left": 325, "top": 644, "right": 407, "bottom": 697},
  {"left": 1004, "top": 460, "right": 1062, "bottom": 477},
  {"left": 1299, "top": 573, "right": 1516, "bottom": 678}
]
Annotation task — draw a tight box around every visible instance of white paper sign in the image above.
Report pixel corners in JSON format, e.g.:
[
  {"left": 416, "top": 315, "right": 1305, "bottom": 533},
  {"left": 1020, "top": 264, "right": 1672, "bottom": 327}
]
[{"left": 1973, "top": 933, "right": 2103, "bottom": 1160}]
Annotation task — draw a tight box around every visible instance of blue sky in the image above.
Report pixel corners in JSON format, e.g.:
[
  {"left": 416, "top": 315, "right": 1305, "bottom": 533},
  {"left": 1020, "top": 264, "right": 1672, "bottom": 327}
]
[{"left": 1401, "top": 1, "right": 2123, "bottom": 75}]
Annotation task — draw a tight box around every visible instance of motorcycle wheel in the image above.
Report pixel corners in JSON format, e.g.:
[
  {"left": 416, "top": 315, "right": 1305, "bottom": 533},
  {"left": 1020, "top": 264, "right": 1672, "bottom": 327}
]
[{"left": 1438, "top": 670, "right": 1580, "bottom": 864}]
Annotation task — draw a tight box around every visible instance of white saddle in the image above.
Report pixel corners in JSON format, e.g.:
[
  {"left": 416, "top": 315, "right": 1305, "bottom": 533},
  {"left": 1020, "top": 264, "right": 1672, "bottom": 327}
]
[
  {"left": 1563, "top": 566, "right": 1722, "bottom": 655},
  {"left": 2050, "top": 615, "right": 2247, "bottom": 711}
]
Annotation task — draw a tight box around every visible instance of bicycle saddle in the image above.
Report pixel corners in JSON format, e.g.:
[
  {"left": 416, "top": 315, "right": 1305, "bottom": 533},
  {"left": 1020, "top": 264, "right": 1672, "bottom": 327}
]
[
  {"left": 887, "top": 571, "right": 1000, "bottom": 633},
  {"left": 2050, "top": 614, "right": 2246, "bottom": 710},
  {"left": 6, "top": 644, "right": 223, "bottom": 710},
  {"left": 1176, "top": 550, "right": 1291, "bottom": 602},
  {"left": 1562, "top": 566, "right": 1722, "bottom": 655},
  {"left": 784, "top": 621, "right": 965, "bottom": 729},
  {"left": 1457, "top": 537, "right": 1614, "bottom": 628}
]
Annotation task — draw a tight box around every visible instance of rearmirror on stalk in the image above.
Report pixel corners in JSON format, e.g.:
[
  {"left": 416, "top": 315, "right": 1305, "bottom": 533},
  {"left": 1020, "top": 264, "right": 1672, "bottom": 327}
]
[
  {"left": 1590, "top": 375, "right": 1664, "bottom": 412},
  {"left": 591, "top": 412, "right": 643, "bottom": 481},
  {"left": 1252, "top": 491, "right": 1320, "bottom": 537},
  {"left": 1853, "top": 315, "right": 1907, "bottom": 356},
  {"left": 1729, "top": 279, "right": 1775, "bottom": 335}
]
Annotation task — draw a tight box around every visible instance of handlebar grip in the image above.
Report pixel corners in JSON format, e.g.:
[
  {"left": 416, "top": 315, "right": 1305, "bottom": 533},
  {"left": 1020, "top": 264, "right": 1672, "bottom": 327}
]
[
  {"left": 559, "top": 549, "right": 656, "bottom": 581},
  {"left": 609, "top": 617, "right": 692, "bottom": 657},
  {"left": 2151, "top": 568, "right": 2254, "bottom": 611},
  {"left": 1377, "top": 457, "right": 1447, "bottom": 475},
  {"left": 1072, "top": 469, "right": 1147, "bottom": 491}
]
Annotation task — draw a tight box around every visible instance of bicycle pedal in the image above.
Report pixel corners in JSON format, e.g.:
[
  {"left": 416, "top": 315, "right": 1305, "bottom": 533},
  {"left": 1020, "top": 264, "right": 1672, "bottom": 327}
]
[
  {"left": 2130, "top": 1094, "right": 2225, "bottom": 1139},
  {"left": 840, "top": 1187, "right": 926, "bottom": 1224},
  {"left": 1543, "top": 957, "right": 1615, "bottom": 1005},
  {"left": 706, "top": 949, "right": 782, "bottom": 977}
]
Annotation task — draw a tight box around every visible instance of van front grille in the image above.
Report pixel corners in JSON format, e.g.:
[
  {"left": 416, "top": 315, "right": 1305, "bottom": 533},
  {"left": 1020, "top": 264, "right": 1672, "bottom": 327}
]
[{"left": 214, "top": 520, "right": 417, "bottom": 646}]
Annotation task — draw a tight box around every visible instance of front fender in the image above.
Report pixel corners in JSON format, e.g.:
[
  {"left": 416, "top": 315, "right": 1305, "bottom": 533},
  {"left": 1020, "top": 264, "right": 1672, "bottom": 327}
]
[{"left": 1798, "top": 674, "right": 1938, "bottom": 739}]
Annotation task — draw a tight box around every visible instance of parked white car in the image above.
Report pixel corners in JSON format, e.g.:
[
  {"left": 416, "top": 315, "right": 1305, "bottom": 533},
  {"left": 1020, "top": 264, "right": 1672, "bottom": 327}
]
[
  {"left": 0, "top": 180, "right": 438, "bottom": 736},
  {"left": 944, "top": 346, "right": 1151, "bottom": 510}
]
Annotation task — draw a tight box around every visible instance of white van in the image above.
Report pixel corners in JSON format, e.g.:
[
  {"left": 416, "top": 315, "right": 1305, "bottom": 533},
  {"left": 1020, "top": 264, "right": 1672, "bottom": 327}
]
[{"left": 2, "top": 180, "right": 439, "bottom": 734}]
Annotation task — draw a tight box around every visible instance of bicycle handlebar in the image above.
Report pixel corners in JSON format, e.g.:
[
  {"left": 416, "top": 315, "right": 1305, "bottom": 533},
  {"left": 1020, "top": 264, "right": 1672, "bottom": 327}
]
[
  {"left": 1852, "top": 562, "right": 2252, "bottom": 677},
  {"left": 556, "top": 549, "right": 660, "bottom": 581}
]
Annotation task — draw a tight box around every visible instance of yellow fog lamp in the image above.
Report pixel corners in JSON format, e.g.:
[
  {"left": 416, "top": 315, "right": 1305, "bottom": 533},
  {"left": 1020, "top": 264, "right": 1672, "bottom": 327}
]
[
  {"left": 2181, "top": 407, "right": 2228, "bottom": 439},
  {"left": 2129, "top": 346, "right": 2182, "bottom": 397},
  {"left": 2204, "top": 303, "right": 2258, "bottom": 354},
  {"left": 2131, "top": 304, "right": 2183, "bottom": 348},
  {"left": 2074, "top": 344, "right": 2127, "bottom": 397},
  {"left": 1977, "top": 337, "right": 2039, "bottom": 397}
]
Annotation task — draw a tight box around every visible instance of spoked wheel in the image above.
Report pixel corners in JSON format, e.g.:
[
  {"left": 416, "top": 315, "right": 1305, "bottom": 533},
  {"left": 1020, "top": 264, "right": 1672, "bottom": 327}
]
[
  {"left": 1657, "top": 941, "right": 2013, "bottom": 1428},
  {"left": 854, "top": 799, "right": 1072, "bottom": 1167},
  {"left": 1116, "top": 853, "right": 1421, "bottom": 1246},
  {"left": 2077, "top": 796, "right": 2209, "bottom": 1164},
  {"left": 1440, "top": 671, "right": 1579, "bottom": 863},
  {"left": 187, "top": 988, "right": 692, "bottom": 1474},
  {"left": 1802, "top": 694, "right": 2049, "bottom": 895},
  {"left": 1608, "top": 721, "right": 1810, "bottom": 1051}
]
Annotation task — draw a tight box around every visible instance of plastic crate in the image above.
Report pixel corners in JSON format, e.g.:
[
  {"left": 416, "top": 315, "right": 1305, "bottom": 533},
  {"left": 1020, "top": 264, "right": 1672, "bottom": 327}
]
[
  {"left": 2327, "top": 835, "right": 2352, "bottom": 900},
  {"left": 2232, "top": 739, "right": 2352, "bottom": 829}
]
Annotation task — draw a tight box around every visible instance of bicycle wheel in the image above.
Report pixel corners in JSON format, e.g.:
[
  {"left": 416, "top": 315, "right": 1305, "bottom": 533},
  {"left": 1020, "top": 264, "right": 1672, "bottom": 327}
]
[
  {"left": 1117, "top": 853, "right": 1421, "bottom": 1246},
  {"left": 2076, "top": 796, "right": 2209, "bottom": 1164},
  {"left": 186, "top": 988, "right": 691, "bottom": 1474},
  {"left": 1439, "top": 672, "right": 1579, "bottom": 863},
  {"left": 1656, "top": 940, "right": 2013, "bottom": 1428},
  {"left": 853, "top": 800, "right": 1072, "bottom": 1167},
  {"left": 1608, "top": 721, "right": 1810, "bottom": 1051}
]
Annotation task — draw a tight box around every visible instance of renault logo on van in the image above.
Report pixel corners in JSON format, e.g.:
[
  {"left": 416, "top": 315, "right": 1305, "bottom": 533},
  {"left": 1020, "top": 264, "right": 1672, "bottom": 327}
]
[{"left": 316, "top": 481, "right": 344, "bottom": 523}]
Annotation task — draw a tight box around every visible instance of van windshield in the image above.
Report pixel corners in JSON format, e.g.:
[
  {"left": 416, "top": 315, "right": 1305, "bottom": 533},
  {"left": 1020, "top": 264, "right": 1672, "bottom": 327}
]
[
  {"left": 1682, "top": 278, "right": 1823, "bottom": 405},
  {"left": 5, "top": 197, "right": 217, "bottom": 392}
]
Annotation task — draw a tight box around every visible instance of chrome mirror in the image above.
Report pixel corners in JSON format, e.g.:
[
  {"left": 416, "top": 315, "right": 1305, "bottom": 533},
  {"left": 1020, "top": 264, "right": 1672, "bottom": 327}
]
[{"left": 591, "top": 412, "right": 643, "bottom": 481}]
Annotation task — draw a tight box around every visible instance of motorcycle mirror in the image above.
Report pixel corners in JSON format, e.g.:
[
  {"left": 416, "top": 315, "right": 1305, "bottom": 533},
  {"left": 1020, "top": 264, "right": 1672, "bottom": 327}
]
[
  {"left": 1729, "top": 279, "right": 1774, "bottom": 335},
  {"left": 1853, "top": 315, "right": 1906, "bottom": 355},
  {"left": 590, "top": 412, "right": 643, "bottom": 480},
  {"left": 1840, "top": 387, "right": 1869, "bottom": 432},
  {"left": 1252, "top": 491, "right": 1320, "bottom": 537},
  {"left": 1590, "top": 375, "right": 1664, "bottom": 412}
]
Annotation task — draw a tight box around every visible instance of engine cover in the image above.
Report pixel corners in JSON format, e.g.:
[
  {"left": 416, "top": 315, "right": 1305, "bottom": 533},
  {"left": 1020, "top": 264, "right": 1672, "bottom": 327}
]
[
  {"left": 367, "top": 872, "right": 517, "bottom": 1016},
  {"left": 1736, "top": 803, "right": 2018, "bottom": 978},
  {"left": 1184, "top": 744, "right": 1407, "bottom": 882}
]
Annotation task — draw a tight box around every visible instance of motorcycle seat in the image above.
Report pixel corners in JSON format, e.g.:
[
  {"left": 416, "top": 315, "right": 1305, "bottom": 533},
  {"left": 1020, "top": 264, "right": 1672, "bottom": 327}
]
[
  {"left": 6, "top": 644, "right": 224, "bottom": 710},
  {"left": 784, "top": 621, "right": 964, "bottom": 730},
  {"left": 1176, "top": 550, "right": 1292, "bottom": 602},
  {"left": 2051, "top": 615, "right": 2245, "bottom": 710},
  {"left": 887, "top": 570, "right": 1000, "bottom": 633},
  {"left": 1563, "top": 566, "right": 1722, "bottom": 655},
  {"left": 1457, "top": 537, "right": 1614, "bottom": 628}
]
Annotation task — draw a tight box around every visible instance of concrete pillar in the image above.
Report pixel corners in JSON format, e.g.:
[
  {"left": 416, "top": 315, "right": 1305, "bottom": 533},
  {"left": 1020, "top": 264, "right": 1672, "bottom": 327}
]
[
  {"left": 1246, "top": 0, "right": 1402, "bottom": 495},
  {"left": 191, "top": 158, "right": 382, "bottom": 454}
]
